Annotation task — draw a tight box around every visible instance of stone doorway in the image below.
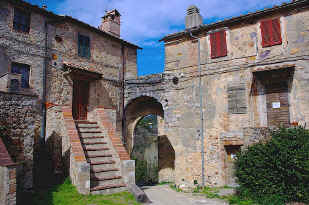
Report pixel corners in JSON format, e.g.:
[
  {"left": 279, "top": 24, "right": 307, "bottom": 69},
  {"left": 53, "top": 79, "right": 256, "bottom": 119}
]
[
  {"left": 72, "top": 80, "right": 89, "bottom": 120},
  {"left": 224, "top": 145, "right": 241, "bottom": 187},
  {"left": 252, "top": 68, "right": 294, "bottom": 127}
]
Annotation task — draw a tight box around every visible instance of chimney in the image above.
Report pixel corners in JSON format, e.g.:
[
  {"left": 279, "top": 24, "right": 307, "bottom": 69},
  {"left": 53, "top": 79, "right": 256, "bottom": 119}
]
[
  {"left": 99, "top": 9, "right": 121, "bottom": 38},
  {"left": 185, "top": 5, "right": 203, "bottom": 29}
]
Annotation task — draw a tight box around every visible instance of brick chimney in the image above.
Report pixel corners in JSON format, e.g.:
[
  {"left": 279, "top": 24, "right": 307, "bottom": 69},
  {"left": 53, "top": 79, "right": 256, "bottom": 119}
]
[
  {"left": 99, "top": 9, "right": 121, "bottom": 38},
  {"left": 185, "top": 5, "right": 203, "bottom": 29}
]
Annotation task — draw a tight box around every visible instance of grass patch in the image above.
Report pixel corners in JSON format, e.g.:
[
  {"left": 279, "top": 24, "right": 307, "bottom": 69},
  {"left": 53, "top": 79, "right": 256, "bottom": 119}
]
[{"left": 29, "top": 178, "right": 140, "bottom": 205}]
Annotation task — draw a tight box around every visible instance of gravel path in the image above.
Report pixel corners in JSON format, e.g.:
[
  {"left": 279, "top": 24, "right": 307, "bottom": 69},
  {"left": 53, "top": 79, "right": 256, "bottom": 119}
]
[{"left": 142, "top": 185, "right": 228, "bottom": 205}]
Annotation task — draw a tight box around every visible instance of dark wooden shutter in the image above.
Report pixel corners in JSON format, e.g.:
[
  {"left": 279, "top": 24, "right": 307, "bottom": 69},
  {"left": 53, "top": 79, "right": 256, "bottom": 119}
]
[
  {"left": 78, "top": 34, "right": 91, "bottom": 58},
  {"left": 220, "top": 30, "right": 227, "bottom": 57},
  {"left": 261, "top": 18, "right": 282, "bottom": 47},
  {"left": 228, "top": 85, "right": 247, "bottom": 114},
  {"left": 272, "top": 18, "right": 282, "bottom": 45},
  {"left": 85, "top": 36, "right": 91, "bottom": 58},
  {"left": 261, "top": 20, "right": 272, "bottom": 47},
  {"left": 210, "top": 30, "right": 227, "bottom": 58},
  {"left": 210, "top": 32, "right": 217, "bottom": 58}
]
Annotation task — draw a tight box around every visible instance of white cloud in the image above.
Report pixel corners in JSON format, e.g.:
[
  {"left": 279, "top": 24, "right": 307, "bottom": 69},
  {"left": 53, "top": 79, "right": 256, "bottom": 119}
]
[{"left": 56, "top": 0, "right": 290, "bottom": 46}]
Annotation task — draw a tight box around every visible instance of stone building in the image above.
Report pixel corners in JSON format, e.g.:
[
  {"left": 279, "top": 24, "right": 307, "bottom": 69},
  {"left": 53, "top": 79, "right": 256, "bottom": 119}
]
[
  {"left": 125, "top": 0, "right": 309, "bottom": 189},
  {"left": 1, "top": 0, "right": 309, "bottom": 202},
  {"left": 0, "top": 0, "right": 139, "bottom": 199}
]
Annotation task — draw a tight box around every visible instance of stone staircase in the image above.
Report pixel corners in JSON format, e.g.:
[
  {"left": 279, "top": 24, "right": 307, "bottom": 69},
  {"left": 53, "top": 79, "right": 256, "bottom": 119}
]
[{"left": 75, "top": 120, "right": 127, "bottom": 194}]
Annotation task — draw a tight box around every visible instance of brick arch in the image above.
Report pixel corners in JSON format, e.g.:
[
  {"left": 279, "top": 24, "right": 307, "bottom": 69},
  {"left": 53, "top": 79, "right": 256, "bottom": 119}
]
[{"left": 124, "top": 96, "right": 164, "bottom": 154}]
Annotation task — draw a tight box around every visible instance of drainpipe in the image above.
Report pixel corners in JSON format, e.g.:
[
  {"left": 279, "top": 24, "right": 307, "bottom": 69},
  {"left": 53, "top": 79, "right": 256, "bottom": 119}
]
[
  {"left": 188, "top": 29, "right": 205, "bottom": 187},
  {"left": 40, "top": 21, "right": 48, "bottom": 144},
  {"left": 121, "top": 44, "right": 126, "bottom": 145}
]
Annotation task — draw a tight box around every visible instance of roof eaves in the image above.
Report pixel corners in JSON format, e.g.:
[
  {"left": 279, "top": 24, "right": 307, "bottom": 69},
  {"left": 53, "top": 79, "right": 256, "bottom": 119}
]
[
  {"left": 6, "top": 0, "right": 141, "bottom": 50},
  {"left": 160, "top": 0, "right": 309, "bottom": 42}
]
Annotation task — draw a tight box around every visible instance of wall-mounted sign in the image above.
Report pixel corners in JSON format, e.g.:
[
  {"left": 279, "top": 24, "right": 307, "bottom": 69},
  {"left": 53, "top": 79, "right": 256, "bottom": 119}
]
[{"left": 272, "top": 102, "right": 280, "bottom": 109}]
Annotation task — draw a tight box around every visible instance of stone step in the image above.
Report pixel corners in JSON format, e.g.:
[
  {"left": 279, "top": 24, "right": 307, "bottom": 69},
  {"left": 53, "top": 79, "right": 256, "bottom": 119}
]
[
  {"left": 91, "top": 178, "right": 124, "bottom": 188},
  {"left": 75, "top": 121, "right": 97, "bottom": 124},
  {"left": 83, "top": 142, "right": 107, "bottom": 146},
  {"left": 87, "top": 154, "right": 112, "bottom": 158},
  {"left": 78, "top": 127, "right": 101, "bottom": 132},
  {"left": 91, "top": 175, "right": 122, "bottom": 181},
  {"left": 86, "top": 149, "right": 111, "bottom": 156},
  {"left": 80, "top": 136, "right": 105, "bottom": 139},
  {"left": 90, "top": 160, "right": 116, "bottom": 165},
  {"left": 84, "top": 147, "right": 110, "bottom": 152},
  {"left": 91, "top": 168, "right": 120, "bottom": 173},
  {"left": 79, "top": 132, "right": 104, "bottom": 137},
  {"left": 90, "top": 163, "right": 117, "bottom": 170},
  {"left": 87, "top": 156, "right": 114, "bottom": 163},
  {"left": 91, "top": 169, "right": 121, "bottom": 178},
  {"left": 90, "top": 171, "right": 121, "bottom": 178},
  {"left": 90, "top": 186, "right": 127, "bottom": 195},
  {"left": 83, "top": 143, "right": 109, "bottom": 150},
  {"left": 90, "top": 184, "right": 127, "bottom": 192},
  {"left": 81, "top": 137, "right": 107, "bottom": 145}
]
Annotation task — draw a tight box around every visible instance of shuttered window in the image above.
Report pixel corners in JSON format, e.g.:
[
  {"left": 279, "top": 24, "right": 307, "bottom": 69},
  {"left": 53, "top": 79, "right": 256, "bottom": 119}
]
[
  {"left": 11, "top": 63, "right": 30, "bottom": 88},
  {"left": 228, "top": 85, "right": 247, "bottom": 114},
  {"left": 13, "top": 8, "right": 31, "bottom": 33},
  {"left": 210, "top": 30, "right": 227, "bottom": 59},
  {"left": 78, "top": 34, "right": 91, "bottom": 58},
  {"left": 260, "top": 18, "right": 282, "bottom": 47}
]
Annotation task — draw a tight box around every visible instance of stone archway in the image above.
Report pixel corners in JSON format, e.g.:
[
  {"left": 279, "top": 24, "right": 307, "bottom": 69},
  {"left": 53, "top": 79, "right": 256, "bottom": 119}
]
[
  {"left": 124, "top": 96, "right": 175, "bottom": 184},
  {"left": 124, "top": 96, "right": 164, "bottom": 153}
]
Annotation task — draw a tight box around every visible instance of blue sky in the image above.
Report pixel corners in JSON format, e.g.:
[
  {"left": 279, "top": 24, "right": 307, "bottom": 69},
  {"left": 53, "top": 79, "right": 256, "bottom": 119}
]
[{"left": 25, "top": 0, "right": 290, "bottom": 76}]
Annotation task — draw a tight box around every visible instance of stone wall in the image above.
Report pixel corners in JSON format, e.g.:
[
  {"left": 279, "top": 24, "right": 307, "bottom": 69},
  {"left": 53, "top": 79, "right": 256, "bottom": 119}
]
[
  {"left": 0, "top": 135, "right": 18, "bottom": 205},
  {"left": 0, "top": 91, "right": 40, "bottom": 191},
  {"left": 143, "top": 5, "right": 309, "bottom": 187}
]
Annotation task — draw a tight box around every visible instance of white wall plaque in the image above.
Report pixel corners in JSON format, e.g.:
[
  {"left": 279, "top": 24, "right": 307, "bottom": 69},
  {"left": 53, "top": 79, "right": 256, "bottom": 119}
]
[{"left": 272, "top": 102, "right": 280, "bottom": 109}]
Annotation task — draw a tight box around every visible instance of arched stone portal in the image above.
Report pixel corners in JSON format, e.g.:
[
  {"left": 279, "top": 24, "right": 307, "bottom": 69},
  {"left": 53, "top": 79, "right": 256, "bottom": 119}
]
[{"left": 124, "top": 96, "right": 175, "bottom": 183}]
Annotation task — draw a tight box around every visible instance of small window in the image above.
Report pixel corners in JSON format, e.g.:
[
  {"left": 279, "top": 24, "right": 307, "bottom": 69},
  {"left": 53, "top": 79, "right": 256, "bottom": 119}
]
[
  {"left": 210, "top": 30, "right": 227, "bottom": 59},
  {"left": 228, "top": 85, "right": 247, "bottom": 114},
  {"left": 260, "top": 18, "right": 282, "bottom": 48},
  {"left": 13, "top": 8, "right": 31, "bottom": 33},
  {"left": 11, "top": 63, "right": 30, "bottom": 88},
  {"left": 78, "top": 34, "right": 91, "bottom": 58}
]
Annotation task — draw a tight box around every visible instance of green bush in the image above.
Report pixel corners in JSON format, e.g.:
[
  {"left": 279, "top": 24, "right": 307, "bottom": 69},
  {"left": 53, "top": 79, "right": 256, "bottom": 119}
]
[{"left": 235, "top": 127, "right": 309, "bottom": 204}]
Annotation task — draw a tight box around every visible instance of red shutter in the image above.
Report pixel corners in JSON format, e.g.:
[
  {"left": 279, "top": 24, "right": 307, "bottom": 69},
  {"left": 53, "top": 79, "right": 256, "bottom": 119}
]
[
  {"left": 272, "top": 18, "right": 282, "bottom": 45},
  {"left": 210, "top": 30, "right": 227, "bottom": 58},
  {"left": 261, "top": 20, "right": 272, "bottom": 47},
  {"left": 220, "top": 30, "right": 227, "bottom": 57},
  {"left": 210, "top": 32, "right": 217, "bottom": 58}
]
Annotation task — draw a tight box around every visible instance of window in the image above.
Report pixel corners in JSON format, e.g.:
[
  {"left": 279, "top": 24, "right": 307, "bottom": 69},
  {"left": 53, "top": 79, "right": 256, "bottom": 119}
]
[
  {"left": 260, "top": 18, "right": 282, "bottom": 47},
  {"left": 13, "top": 8, "right": 31, "bottom": 33},
  {"left": 11, "top": 63, "right": 30, "bottom": 88},
  {"left": 78, "top": 34, "right": 91, "bottom": 58},
  {"left": 210, "top": 30, "right": 227, "bottom": 59},
  {"left": 227, "top": 85, "right": 247, "bottom": 114}
]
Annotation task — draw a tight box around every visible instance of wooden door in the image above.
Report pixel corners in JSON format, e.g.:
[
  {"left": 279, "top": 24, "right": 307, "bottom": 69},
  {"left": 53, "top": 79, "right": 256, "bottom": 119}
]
[
  {"left": 73, "top": 80, "right": 89, "bottom": 120},
  {"left": 266, "top": 82, "right": 289, "bottom": 127}
]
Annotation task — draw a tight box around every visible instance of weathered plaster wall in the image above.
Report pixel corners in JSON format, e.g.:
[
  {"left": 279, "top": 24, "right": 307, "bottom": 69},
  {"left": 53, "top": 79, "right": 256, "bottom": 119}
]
[{"left": 159, "top": 7, "right": 309, "bottom": 187}]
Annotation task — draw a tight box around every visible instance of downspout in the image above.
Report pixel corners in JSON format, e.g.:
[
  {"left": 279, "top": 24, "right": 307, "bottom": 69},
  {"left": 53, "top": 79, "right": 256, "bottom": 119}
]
[
  {"left": 188, "top": 30, "right": 205, "bottom": 187},
  {"left": 40, "top": 21, "right": 48, "bottom": 144},
  {"left": 121, "top": 44, "right": 126, "bottom": 146}
]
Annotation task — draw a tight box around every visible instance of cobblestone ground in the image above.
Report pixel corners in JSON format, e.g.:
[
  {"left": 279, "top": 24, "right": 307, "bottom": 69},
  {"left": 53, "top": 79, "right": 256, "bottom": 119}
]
[{"left": 142, "top": 185, "right": 228, "bottom": 205}]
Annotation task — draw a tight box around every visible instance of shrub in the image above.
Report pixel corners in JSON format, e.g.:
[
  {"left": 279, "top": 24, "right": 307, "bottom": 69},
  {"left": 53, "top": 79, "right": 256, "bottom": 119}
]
[{"left": 235, "top": 127, "right": 309, "bottom": 204}]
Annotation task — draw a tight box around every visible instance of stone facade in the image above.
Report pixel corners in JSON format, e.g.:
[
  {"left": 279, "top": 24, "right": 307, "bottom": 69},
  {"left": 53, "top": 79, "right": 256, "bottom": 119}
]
[
  {"left": 125, "top": 0, "right": 309, "bottom": 188},
  {"left": 0, "top": 91, "right": 40, "bottom": 191},
  {"left": 0, "top": 0, "right": 138, "bottom": 195},
  {"left": 0, "top": 133, "right": 18, "bottom": 205}
]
